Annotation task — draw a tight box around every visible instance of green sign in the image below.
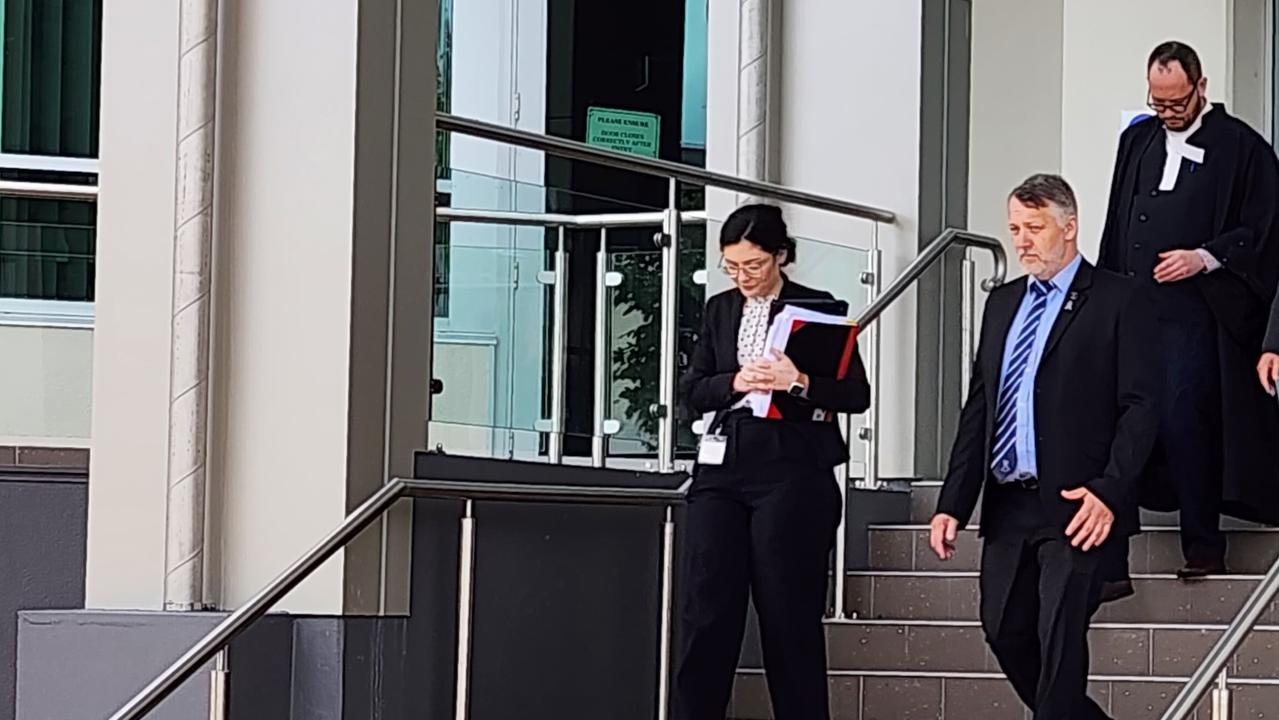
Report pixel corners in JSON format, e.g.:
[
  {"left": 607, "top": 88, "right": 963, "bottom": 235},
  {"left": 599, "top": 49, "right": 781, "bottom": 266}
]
[{"left": 586, "top": 107, "right": 661, "bottom": 158}]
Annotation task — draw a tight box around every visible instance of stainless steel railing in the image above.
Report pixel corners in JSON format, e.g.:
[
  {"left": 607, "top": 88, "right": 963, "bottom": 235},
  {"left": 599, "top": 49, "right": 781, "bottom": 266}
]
[
  {"left": 1162, "top": 395, "right": 1279, "bottom": 720},
  {"left": 848, "top": 228, "right": 1006, "bottom": 493},
  {"left": 0, "top": 178, "right": 98, "bottom": 201},
  {"left": 437, "top": 114, "right": 896, "bottom": 224},
  {"left": 107, "top": 474, "right": 692, "bottom": 720},
  {"left": 435, "top": 204, "right": 1005, "bottom": 622},
  {"left": 437, "top": 111, "right": 896, "bottom": 474},
  {"left": 435, "top": 205, "right": 709, "bottom": 468}
]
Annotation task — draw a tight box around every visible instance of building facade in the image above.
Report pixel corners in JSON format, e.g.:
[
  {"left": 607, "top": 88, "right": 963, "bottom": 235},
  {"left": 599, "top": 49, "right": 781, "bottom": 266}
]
[{"left": 3, "top": 0, "right": 1278, "bottom": 718}]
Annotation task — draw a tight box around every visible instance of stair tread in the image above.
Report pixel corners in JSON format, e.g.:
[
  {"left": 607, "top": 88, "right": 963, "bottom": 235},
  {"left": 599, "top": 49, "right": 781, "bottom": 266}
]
[
  {"left": 868, "top": 523, "right": 1279, "bottom": 533},
  {"left": 730, "top": 672, "right": 1268, "bottom": 719},
  {"left": 845, "top": 569, "right": 1264, "bottom": 579}
]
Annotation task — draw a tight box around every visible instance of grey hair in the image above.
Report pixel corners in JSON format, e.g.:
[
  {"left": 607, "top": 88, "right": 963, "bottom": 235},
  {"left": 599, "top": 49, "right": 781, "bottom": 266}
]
[{"left": 1009, "top": 173, "right": 1078, "bottom": 225}]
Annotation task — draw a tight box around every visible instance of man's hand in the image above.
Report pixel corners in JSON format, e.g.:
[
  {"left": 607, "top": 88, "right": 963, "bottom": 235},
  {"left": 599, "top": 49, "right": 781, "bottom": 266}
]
[
  {"left": 1153, "top": 250, "right": 1207, "bottom": 284},
  {"left": 929, "top": 514, "right": 961, "bottom": 561},
  {"left": 1259, "top": 352, "right": 1279, "bottom": 396},
  {"left": 751, "top": 350, "right": 804, "bottom": 391},
  {"left": 1062, "top": 487, "right": 1115, "bottom": 551}
]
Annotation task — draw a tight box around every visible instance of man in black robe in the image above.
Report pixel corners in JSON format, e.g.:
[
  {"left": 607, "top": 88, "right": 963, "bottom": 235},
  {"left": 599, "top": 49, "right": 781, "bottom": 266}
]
[{"left": 1099, "top": 41, "right": 1279, "bottom": 578}]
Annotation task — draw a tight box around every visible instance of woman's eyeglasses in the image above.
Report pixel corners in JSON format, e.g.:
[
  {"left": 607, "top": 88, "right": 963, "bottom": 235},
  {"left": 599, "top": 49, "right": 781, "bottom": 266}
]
[{"left": 719, "top": 256, "right": 775, "bottom": 278}]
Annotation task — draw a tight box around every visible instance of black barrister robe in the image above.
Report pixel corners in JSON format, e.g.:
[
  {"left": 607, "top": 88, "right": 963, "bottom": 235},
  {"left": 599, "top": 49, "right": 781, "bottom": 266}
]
[{"left": 1099, "top": 104, "right": 1279, "bottom": 524}]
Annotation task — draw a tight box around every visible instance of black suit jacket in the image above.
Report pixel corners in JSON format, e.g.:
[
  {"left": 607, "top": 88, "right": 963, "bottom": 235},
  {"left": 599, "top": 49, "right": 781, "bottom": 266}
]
[
  {"left": 936, "top": 261, "right": 1160, "bottom": 539},
  {"left": 680, "top": 277, "right": 871, "bottom": 469}
]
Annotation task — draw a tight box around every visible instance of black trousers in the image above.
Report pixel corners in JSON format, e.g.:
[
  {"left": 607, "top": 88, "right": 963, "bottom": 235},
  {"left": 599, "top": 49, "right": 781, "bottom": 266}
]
[
  {"left": 981, "top": 487, "right": 1111, "bottom": 720},
  {"left": 672, "top": 460, "right": 841, "bottom": 720},
  {"left": 1156, "top": 299, "right": 1225, "bottom": 563}
]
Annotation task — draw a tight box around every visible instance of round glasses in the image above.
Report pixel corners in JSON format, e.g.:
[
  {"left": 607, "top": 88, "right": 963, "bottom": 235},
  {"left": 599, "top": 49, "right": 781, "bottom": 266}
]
[{"left": 719, "top": 256, "right": 776, "bottom": 278}]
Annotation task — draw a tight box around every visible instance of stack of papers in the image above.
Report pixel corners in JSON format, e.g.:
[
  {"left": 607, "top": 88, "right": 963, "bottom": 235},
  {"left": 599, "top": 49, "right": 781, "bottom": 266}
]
[{"left": 742, "top": 305, "right": 855, "bottom": 418}]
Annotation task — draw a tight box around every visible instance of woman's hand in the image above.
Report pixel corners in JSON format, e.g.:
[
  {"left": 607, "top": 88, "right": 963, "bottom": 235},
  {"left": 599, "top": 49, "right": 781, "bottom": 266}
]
[
  {"left": 733, "top": 366, "right": 773, "bottom": 393},
  {"left": 751, "top": 351, "right": 806, "bottom": 391}
]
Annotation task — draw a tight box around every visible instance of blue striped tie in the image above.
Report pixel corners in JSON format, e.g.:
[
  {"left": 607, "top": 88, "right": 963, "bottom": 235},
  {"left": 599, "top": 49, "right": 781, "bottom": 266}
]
[{"left": 992, "top": 281, "right": 1051, "bottom": 481}]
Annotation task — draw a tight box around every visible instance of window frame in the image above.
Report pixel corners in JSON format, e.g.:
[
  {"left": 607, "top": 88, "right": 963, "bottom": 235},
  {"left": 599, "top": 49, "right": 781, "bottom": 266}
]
[{"left": 0, "top": 155, "right": 99, "bottom": 328}]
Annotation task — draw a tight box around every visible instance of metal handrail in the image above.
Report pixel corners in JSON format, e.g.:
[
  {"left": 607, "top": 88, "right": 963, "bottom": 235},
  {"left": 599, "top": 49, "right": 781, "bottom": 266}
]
[
  {"left": 404, "top": 475, "right": 693, "bottom": 505},
  {"left": 1162, "top": 394, "right": 1279, "bottom": 719},
  {"left": 106, "top": 475, "right": 691, "bottom": 720},
  {"left": 0, "top": 178, "right": 98, "bottom": 201},
  {"left": 437, "top": 113, "right": 895, "bottom": 224},
  {"left": 855, "top": 228, "right": 1006, "bottom": 328},
  {"left": 438, "top": 206, "right": 707, "bottom": 228}
]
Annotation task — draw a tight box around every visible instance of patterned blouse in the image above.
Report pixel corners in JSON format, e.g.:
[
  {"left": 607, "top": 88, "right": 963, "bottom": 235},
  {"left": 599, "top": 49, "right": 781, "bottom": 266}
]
[{"left": 736, "top": 294, "right": 778, "bottom": 365}]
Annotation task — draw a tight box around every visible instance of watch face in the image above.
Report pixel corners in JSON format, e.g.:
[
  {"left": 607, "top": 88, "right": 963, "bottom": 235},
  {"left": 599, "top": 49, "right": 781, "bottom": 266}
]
[{"left": 788, "top": 382, "right": 804, "bottom": 396}]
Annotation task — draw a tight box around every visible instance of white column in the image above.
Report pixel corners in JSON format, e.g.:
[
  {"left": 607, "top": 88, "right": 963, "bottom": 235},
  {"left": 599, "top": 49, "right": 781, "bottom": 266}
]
[
  {"left": 736, "top": 0, "right": 781, "bottom": 186},
  {"left": 164, "top": 0, "right": 219, "bottom": 612}
]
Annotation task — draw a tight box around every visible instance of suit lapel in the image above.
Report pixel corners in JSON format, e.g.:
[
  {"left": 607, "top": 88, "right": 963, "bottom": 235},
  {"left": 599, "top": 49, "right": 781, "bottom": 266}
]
[
  {"left": 983, "top": 282, "right": 1027, "bottom": 398},
  {"left": 1041, "top": 261, "right": 1094, "bottom": 360},
  {"left": 724, "top": 292, "right": 745, "bottom": 371}
]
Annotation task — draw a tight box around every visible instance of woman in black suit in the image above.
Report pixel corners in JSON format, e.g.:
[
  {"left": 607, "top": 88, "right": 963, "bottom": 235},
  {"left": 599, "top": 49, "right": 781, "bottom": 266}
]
[{"left": 674, "top": 204, "right": 870, "bottom": 720}]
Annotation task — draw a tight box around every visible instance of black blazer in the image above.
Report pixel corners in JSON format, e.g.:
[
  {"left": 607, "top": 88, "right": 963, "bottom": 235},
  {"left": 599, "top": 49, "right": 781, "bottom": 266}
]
[
  {"left": 936, "top": 261, "right": 1160, "bottom": 539},
  {"left": 680, "top": 277, "right": 871, "bottom": 469}
]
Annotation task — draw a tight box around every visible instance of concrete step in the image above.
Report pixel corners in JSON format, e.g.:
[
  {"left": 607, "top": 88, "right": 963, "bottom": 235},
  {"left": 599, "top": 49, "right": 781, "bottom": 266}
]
[
  {"left": 729, "top": 671, "right": 1279, "bottom": 719},
  {"left": 907, "top": 480, "right": 1271, "bottom": 530},
  {"left": 867, "top": 525, "right": 1279, "bottom": 574},
  {"left": 844, "top": 571, "right": 1271, "bottom": 625},
  {"left": 742, "top": 620, "right": 1279, "bottom": 680}
]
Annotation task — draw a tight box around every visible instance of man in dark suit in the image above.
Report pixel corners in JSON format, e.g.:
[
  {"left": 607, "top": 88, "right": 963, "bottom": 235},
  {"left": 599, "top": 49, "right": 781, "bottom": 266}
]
[{"left": 930, "top": 174, "right": 1160, "bottom": 720}]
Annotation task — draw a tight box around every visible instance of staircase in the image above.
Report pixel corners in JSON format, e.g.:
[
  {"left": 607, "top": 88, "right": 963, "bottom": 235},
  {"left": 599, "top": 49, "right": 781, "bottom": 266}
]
[{"left": 730, "top": 481, "right": 1279, "bottom": 719}]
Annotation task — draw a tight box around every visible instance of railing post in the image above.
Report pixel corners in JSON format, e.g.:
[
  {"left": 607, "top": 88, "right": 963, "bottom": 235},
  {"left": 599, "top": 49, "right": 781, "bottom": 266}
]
[
  {"left": 455, "top": 500, "right": 477, "bottom": 720},
  {"left": 593, "top": 228, "right": 611, "bottom": 467},
  {"left": 856, "top": 225, "right": 884, "bottom": 490},
  {"left": 656, "top": 505, "right": 677, "bottom": 720},
  {"left": 656, "top": 179, "right": 680, "bottom": 473},
  {"left": 1210, "top": 671, "right": 1230, "bottom": 720},
  {"left": 207, "top": 650, "right": 228, "bottom": 720},
  {"left": 960, "top": 248, "right": 977, "bottom": 399},
  {"left": 546, "top": 227, "right": 570, "bottom": 464},
  {"left": 830, "top": 413, "right": 850, "bottom": 619}
]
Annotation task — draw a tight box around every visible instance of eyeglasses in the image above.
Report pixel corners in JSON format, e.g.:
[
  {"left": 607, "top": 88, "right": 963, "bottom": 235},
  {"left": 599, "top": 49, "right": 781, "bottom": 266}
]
[
  {"left": 719, "top": 256, "right": 776, "bottom": 278},
  {"left": 1147, "top": 87, "right": 1199, "bottom": 114}
]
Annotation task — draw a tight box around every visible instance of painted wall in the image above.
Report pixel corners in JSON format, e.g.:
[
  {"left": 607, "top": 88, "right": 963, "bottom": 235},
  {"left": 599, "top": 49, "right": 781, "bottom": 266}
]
[
  {"left": 85, "top": 0, "right": 180, "bottom": 610},
  {"left": 1061, "top": 0, "right": 1231, "bottom": 255},
  {"left": 0, "top": 326, "right": 92, "bottom": 445},
  {"left": 967, "top": 0, "right": 1064, "bottom": 249}
]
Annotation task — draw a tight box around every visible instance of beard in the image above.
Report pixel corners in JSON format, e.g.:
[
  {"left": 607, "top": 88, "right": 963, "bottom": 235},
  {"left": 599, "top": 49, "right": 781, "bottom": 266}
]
[{"left": 1161, "top": 94, "right": 1202, "bottom": 130}]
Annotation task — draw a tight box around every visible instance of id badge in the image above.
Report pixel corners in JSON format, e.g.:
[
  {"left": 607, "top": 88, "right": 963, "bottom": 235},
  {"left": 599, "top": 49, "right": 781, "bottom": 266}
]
[{"left": 698, "top": 434, "right": 728, "bottom": 466}]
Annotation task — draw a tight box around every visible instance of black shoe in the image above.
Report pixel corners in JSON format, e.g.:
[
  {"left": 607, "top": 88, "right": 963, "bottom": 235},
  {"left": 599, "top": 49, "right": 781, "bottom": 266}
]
[{"left": 1177, "top": 558, "right": 1227, "bottom": 581}]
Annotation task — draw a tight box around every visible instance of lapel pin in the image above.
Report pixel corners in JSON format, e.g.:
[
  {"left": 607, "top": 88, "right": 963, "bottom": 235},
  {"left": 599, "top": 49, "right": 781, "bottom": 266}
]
[{"left": 1065, "top": 291, "right": 1078, "bottom": 312}]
